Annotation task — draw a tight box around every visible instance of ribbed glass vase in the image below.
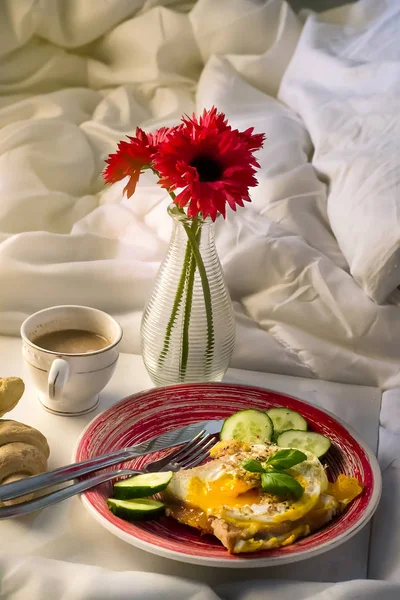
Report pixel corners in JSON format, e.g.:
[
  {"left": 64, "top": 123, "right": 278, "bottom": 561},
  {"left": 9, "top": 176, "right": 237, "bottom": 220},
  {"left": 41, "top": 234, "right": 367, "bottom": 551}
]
[{"left": 140, "top": 204, "right": 235, "bottom": 386}]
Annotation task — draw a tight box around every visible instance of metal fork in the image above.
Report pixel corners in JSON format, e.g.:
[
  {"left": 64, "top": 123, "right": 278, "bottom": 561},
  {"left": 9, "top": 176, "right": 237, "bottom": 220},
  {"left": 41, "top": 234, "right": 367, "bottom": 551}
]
[
  {"left": 0, "top": 431, "right": 215, "bottom": 520},
  {"left": 0, "top": 419, "right": 224, "bottom": 503}
]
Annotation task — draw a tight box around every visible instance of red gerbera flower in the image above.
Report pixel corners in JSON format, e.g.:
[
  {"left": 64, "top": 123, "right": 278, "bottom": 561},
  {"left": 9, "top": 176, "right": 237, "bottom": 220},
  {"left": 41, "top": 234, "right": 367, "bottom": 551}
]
[
  {"left": 103, "top": 126, "right": 172, "bottom": 198},
  {"left": 153, "top": 107, "right": 265, "bottom": 221}
]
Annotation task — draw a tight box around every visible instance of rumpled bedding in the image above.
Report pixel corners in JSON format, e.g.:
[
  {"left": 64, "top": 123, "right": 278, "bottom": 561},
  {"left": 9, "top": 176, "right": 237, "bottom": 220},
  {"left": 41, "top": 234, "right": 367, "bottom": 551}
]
[
  {"left": 2, "top": 1, "right": 400, "bottom": 599},
  {"left": 1, "top": 555, "right": 400, "bottom": 600},
  {"left": 1, "top": 0, "right": 400, "bottom": 389}
]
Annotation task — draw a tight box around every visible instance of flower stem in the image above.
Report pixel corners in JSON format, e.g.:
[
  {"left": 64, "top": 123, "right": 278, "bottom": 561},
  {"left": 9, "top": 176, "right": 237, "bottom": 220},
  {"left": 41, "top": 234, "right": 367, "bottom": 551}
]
[
  {"left": 180, "top": 221, "right": 199, "bottom": 379},
  {"left": 182, "top": 222, "right": 215, "bottom": 371},
  {"left": 158, "top": 238, "right": 192, "bottom": 367},
  {"left": 160, "top": 191, "right": 215, "bottom": 378}
]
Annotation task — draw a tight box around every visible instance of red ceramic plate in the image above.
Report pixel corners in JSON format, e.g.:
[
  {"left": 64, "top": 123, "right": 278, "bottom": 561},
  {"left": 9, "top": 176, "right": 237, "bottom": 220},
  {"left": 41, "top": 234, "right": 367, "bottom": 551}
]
[{"left": 73, "top": 382, "right": 381, "bottom": 567}]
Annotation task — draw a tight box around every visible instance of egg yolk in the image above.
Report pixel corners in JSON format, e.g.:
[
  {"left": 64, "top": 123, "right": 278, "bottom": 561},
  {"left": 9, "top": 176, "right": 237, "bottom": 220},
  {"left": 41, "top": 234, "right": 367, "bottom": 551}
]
[
  {"left": 186, "top": 474, "right": 260, "bottom": 512},
  {"left": 327, "top": 474, "right": 363, "bottom": 505}
]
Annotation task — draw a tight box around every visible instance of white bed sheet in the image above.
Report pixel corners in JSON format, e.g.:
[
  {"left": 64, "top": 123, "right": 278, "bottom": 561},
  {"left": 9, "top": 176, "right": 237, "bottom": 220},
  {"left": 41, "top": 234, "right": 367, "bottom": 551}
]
[
  {"left": 1, "top": 0, "right": 400, "bottom": 598},
  {"left": 0, "top": 0, "right": 400, "bottom": 389}
]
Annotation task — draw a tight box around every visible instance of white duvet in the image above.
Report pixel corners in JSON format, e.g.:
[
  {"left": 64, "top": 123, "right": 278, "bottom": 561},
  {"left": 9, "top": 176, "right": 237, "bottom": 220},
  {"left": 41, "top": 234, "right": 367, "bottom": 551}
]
[
  {"left": 2, "top": 2, "right": 400, "bottom": 599},
  {"left": 1, "top": 0, "right": 400, "bottom": 390}
]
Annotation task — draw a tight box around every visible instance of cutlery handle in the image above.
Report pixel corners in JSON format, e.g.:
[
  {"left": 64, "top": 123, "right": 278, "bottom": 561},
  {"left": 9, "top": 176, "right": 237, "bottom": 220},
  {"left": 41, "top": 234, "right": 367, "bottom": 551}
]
[
  {"left": 0, "top": 448, "right": 138, "bottom": 502},
  {"left": 0, "top": 469, "right": 140, "bottom": 520}
]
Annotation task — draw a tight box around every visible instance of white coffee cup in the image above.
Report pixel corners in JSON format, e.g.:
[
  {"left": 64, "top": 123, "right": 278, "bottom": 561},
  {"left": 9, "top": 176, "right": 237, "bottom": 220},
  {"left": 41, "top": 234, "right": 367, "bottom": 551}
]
[{"left": 21, "top": 305, "right": 123, "bottom": 416}]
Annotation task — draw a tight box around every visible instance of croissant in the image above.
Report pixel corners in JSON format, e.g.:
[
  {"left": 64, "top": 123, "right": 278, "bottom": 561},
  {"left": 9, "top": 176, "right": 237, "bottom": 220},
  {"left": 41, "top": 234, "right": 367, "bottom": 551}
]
[{"left": 0, "top": 377, "right": 50, "bottom": 506}]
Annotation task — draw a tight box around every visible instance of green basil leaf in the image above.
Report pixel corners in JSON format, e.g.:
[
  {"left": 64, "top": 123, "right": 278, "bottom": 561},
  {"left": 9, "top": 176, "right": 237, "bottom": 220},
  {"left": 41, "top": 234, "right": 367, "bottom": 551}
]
[
  {"left": 266, "top": 449, "right": 307, "bottom": 470},
  {"left": 261, "top": 471, "right": 304, "bottom": 499},
  {"left": 242, "top": 459, "right": 266, "bottom": 473}
]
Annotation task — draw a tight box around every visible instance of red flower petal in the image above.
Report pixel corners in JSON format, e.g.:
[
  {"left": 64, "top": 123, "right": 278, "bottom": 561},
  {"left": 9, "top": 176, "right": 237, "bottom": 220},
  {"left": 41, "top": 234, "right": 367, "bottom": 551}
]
[
  {"left": 153, "top": 107, "right": 264, "bottom": 220},
  {"left": 102, "top": 126, "right": 180, "bottom": 198},
  {"left": 103, "top": 107, "right": 265, "bottom": 219}
]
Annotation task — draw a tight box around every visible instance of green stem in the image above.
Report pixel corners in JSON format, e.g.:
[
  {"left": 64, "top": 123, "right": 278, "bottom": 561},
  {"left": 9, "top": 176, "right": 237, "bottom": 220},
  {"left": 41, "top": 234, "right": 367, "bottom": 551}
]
[
  {"left": 158, "top": 238, "right": 192, "bottom": 367},
  {"left": 182, "top": 222, "right": 215, "bottom": 371},
  {"left": 180, "top": 221, "right": 199, "bottom": 379},
  {"left": 159, "top": 190, "right": 215, "bottom": 377}
]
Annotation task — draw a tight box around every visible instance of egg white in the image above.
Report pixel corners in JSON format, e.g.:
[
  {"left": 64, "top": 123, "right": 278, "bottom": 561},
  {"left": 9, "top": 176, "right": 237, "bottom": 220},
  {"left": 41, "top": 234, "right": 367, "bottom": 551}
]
[
  {"left": 223, "top": 452, "right": 328, "bottom": 524},
  {"left": 165, "top": 444, "right": 328, "bottom": 525}
]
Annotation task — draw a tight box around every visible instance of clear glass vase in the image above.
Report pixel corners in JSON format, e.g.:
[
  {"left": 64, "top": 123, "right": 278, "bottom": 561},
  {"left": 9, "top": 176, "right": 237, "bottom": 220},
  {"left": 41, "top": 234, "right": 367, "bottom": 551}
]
[{"left": 140, "top": 204, "right": 236, "bottom": 386}]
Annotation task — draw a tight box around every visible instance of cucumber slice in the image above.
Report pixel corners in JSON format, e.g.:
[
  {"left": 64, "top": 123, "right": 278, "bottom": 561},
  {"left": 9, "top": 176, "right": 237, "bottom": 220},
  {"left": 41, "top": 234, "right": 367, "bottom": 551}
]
[
  {"left": 107, "top": 497, "right": 165, "bottom": 521},
  {"left": 267, "top": 407, "right": 308, "bottom": 435},
  {"left": 113, "top": 471, "right": 173, "bottom": 500},
  {"left": 276, "top": 430, "right": 331, "bottom": 458},
  {"left": 220, "top": 409, "right": 273, "bottom": 444},
  {"left": 272, "top": 429, "right": 285, "bottom": 443}
]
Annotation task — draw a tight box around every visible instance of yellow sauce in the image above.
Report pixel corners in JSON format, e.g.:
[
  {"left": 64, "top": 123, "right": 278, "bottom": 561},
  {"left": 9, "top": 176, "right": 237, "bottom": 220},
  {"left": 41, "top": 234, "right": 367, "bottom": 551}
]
[{"left": 327, "top": 474, "right": 363, "bottom": 505}]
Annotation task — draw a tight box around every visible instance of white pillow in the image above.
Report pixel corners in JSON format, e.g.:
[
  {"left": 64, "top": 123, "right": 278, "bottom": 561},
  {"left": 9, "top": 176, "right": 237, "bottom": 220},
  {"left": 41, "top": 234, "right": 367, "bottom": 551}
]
[{"left": 279, "top": 0, "right": 400, "bottom": 303}]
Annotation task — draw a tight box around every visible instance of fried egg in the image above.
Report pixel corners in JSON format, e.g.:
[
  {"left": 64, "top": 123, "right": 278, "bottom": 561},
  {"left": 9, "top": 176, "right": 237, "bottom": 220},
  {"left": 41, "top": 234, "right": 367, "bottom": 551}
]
[
  {"left": 162, "top": 441, "right": 362, "bottom": 553},
  {"left": 165, "top": 442, "right": 328, "bottom": 523}
]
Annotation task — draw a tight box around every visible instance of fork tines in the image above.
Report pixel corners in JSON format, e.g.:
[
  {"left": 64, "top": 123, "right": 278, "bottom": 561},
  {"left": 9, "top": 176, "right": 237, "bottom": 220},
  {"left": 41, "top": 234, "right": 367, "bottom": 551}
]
[{"left": 167, "top": 430, "right": 216, "bottom": 470}]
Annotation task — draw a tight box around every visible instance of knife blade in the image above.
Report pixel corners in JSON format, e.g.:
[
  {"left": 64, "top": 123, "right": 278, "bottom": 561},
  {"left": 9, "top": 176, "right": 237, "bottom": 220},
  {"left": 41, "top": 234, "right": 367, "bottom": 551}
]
[
  {"left": 0, "top": 419, "right": 224, "bottom": 502},
  {"left": 134, "top": 418, "right": 224, "bottom": 455}
]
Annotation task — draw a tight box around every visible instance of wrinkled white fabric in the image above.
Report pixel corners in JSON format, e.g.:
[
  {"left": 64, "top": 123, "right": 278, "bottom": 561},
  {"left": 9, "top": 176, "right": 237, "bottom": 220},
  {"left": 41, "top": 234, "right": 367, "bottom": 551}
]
[
  {"left": 1, "top": 555, "right": 400, "bottom": 600},
  {"left": 1, "top": 0, "right": 400, "bottom": 597},
  {"left": 0, "top": 0, "right": 400, "bottom": 389},
  {"left": 369, "top": 388, "right": 400, "bottom": 581},
  {"left": 279, "top": 0, "right": 400, "bottom": 303}
]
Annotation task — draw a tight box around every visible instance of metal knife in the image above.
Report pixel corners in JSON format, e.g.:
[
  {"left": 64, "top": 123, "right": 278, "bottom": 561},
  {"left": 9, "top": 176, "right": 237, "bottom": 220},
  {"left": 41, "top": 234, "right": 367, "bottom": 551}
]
[{"left": 0, "top": 418, "right": 224, "bottom": 502}]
